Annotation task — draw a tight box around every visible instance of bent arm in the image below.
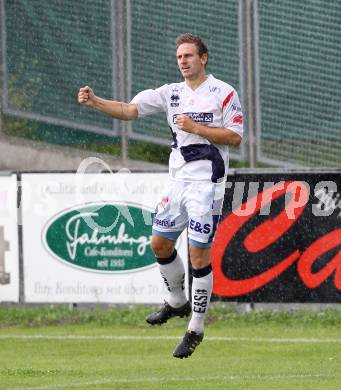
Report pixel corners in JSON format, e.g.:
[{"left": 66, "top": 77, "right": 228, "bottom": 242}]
[
  {"left": 191, "top": 123, "right": 242, "bottom": 146},
  {"left": 176, "top": 114, "right": 242, "bottom": 146},
  {"left": 78, "top": 86, "right": 138, "bottom": 121}
]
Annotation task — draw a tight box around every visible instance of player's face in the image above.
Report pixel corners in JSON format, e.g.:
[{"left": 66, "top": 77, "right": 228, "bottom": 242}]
[{"left": 176, "top": 43, "right": 207, "bottom": 80}]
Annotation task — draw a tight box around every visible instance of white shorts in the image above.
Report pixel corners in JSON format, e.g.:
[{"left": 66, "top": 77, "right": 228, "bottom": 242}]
[{"left": 152, "top": 179, "right": 225, "bottom": 248}]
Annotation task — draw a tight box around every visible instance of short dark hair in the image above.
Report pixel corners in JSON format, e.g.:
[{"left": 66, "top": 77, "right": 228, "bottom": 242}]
[{"left": 176, "top": 33, "right": 208, "bottom": 58}]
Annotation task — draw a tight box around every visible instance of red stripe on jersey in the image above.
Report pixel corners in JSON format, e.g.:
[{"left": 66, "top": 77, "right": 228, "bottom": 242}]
[
  {"left": 232, "top": 114, "right": 243, "bottom": 124},
  {"left": 222, "top": 91, "right": 234, "bottom": 109}
]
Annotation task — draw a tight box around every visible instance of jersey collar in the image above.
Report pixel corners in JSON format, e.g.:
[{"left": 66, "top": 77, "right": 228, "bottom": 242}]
[{"left": 185, "top": 74, "right": 213, "bottom": 92}]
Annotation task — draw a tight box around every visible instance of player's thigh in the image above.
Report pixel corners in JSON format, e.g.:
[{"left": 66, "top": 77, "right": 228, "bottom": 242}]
[
  {"left": 152, "top": 180, "right": 187, "bottom": 258},
  {"left": 186, "top": 182, "right": 224, "bottom": 247},
  {"left": 153, "top": 181, "right": 186, "bottom": 228}
]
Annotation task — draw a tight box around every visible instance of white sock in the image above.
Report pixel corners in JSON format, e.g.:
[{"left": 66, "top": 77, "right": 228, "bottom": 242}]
[
  {"left": 188, "top": 265, "right": 213, "bottom": 334},
  {"left": 157, "top": 249, "right": 188, "bottom": 308}
]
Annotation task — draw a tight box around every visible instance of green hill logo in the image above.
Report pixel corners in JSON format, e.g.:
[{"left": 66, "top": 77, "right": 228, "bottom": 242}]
[{"left": 43, "top": 202, "right": 156, "bottom": 273}]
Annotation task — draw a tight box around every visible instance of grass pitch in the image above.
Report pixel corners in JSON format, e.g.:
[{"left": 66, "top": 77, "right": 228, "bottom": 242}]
[{"left": 1, "top": 305, "right": 341, "bottom": 389}]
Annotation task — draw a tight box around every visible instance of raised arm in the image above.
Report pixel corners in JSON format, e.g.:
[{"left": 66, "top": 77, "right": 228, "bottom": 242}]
[{"left": 78, "top": 86, "right": 138, "bottom": 121}]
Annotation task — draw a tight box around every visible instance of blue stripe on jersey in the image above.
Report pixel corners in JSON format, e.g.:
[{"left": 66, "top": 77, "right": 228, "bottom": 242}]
[
  {"left": 179, "top": 144, "right": 225, "bottom": 183},
  {"left": 169, "top": 126, "right": 178, "bottom": 148}
]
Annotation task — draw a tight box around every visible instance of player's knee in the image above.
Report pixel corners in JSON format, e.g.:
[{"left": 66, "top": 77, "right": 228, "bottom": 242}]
[
  {"left": 189, "top": 245, "right": 211, "bottom": 269},
  {"left": 191, "top": 257, "right": 211, "bottom": 269},
  {"left": 151, "top": 235, "right": 175, "bottom": 258}
]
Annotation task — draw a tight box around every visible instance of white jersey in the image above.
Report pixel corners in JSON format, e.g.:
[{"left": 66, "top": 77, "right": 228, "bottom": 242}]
[{"left": 130, "top": 74, "right": 243, "bottom": 183}]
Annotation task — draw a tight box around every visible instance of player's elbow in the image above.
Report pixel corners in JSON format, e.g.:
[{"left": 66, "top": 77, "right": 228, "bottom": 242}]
[
  {"left": 123, "top": 104, "right": 138, "bottom": 121},
  {"left": 221, "top": 128, "right": 242, "bottom": 147},
  {"left": 231, "top": 135, "right": 242, "bottom": 147},
  {"left": 225, "top": 132, "right": 242, "bottom": 147}
]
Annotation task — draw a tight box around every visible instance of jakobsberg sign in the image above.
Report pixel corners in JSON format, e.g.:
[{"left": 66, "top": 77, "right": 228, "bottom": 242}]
[{"left": 43, "top": 202, "right": 155, "bottom": 273}]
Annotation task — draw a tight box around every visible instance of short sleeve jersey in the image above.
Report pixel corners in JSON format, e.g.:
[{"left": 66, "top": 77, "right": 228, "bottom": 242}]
[{"left": 130, "top": 74, "right": 243, "bottom": 183}]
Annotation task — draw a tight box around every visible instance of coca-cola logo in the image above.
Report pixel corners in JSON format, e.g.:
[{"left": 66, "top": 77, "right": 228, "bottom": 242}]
[{"left": 211, "top": 179, "right": 341, "bottom": 299}]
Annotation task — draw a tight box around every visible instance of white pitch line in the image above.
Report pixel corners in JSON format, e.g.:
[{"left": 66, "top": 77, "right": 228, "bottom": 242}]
[
  {"left": 12, "top": 373, "right": 341, "bottom": 390},
  {"left": 0, "top": 335, "right": 334, "bottom": 343},
  {"left": 1, "top": 334, "right": 341, "bottom": 343}
]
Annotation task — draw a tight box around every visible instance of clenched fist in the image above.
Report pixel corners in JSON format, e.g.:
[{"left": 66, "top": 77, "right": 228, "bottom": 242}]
[
  {"left": 78, "top": 86, "right": 95, "bottom": 106},
  {"left": 176, "top": 114, "right": 197, "bottom": 133}
]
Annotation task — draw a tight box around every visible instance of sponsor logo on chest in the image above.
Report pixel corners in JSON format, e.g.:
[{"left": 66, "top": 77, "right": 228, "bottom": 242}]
[{"left": 173, "top": 112, "right": 213, "bottom": 124}]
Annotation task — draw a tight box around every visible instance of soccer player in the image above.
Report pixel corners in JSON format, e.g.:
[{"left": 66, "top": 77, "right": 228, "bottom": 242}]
[{"left": 78, "top": 33, "right": 243, "bottom": 358}]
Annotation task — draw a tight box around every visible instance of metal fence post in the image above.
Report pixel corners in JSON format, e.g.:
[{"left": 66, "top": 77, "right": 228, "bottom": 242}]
[
  {"left": 0, "top": 0, "right": 5, "bottom": 135},
  {"left": 239, "top": 0, "right": 260, "bottom": 168},
  {"left": 112, "top": 0, "right": 129, "bottom": 164}
]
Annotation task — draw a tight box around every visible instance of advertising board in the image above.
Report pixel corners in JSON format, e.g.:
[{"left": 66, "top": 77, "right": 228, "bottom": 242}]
[
  {"left": 21, "top": 170, "right": 188, "bottom": 303},
  {"left": 212, "top": 173, "right": 341, "bottom": 302},
  {"left": 0, "top": 175, "right": 19, "bottom": 302}
]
